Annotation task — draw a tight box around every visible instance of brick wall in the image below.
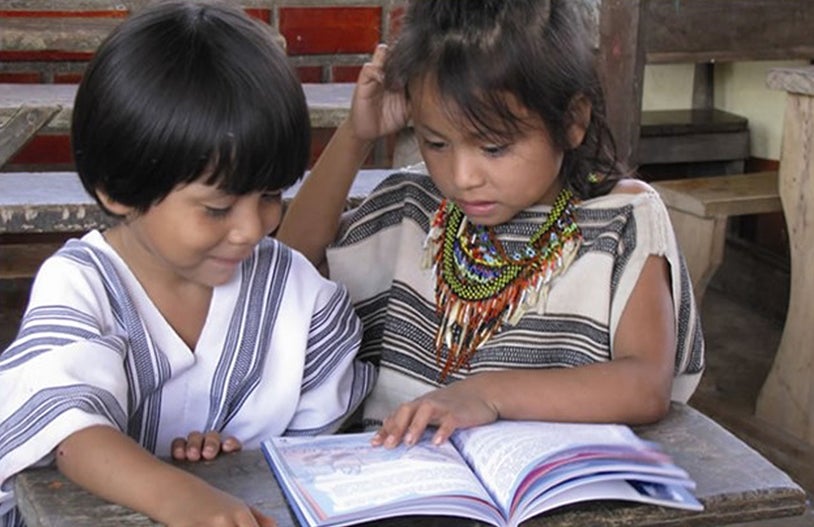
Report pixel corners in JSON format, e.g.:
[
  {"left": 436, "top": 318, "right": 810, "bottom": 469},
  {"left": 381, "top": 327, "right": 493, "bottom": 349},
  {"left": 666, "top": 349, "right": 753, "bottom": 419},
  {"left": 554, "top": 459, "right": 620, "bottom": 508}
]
[{"left": 0, "top": 0, "right": 407, "bottom": 169}]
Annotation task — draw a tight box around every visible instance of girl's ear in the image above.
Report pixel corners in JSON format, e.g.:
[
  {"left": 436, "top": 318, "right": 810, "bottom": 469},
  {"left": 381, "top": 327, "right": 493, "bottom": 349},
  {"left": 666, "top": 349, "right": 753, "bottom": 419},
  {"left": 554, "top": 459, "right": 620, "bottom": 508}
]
[
  {"left": 566, "top": 94, "right": 592, "bottom": 149},
  {"left": 95, "top": 189, "right": 134, "bottom": 217}
]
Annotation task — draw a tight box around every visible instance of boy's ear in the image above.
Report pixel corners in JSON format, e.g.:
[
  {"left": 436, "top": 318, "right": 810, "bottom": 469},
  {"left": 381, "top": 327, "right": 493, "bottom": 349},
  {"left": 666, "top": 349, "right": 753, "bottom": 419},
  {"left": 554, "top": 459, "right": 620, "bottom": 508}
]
[
  {"left": 566, "top": 94, "right": 592, "bottom": 149},
  {"left": 95, "top": 189, "right": 133, "bottom": 217}
]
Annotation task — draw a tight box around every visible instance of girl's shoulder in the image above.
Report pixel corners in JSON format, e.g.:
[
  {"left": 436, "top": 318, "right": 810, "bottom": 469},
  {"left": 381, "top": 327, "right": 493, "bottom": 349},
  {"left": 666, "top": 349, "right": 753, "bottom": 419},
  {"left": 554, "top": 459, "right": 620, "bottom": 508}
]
[
  {"left": 608, "top": 177, "right": 655, "bottom": 196},
  {"left": 580, "top": 177, "right": 663, "bottom": 210}
]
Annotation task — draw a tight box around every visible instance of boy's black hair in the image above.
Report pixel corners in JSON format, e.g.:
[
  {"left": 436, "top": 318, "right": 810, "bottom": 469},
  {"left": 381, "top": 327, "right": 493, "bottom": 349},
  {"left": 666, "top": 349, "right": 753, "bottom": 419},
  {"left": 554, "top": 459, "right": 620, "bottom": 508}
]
[
  {"left": 72, "top": 0, "right": 310, "bottom": 215},
  {"left": 384, "top": 0, "right": 627, "bottom": 199}
]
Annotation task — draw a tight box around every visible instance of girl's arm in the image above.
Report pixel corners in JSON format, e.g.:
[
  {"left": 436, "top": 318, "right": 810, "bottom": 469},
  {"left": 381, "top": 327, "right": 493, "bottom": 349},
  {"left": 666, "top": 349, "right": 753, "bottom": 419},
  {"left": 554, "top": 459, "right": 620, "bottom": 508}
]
[
  {"left": 373, "top": 254, "right": 677, "bottom": 447},
  {"left": 276, "top": 119, "right": 374, "bottom": 273},
  {"left": 277, "top": 44, "right": 408, "bottom": 273},
  {"left": 56, "top": 425, "right": 273, "bottom": 527}
]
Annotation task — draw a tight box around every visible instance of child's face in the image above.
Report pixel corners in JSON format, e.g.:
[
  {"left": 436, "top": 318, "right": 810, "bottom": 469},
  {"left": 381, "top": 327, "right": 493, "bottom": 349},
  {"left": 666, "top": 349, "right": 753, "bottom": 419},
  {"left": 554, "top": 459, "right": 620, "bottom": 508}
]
[
  {"left": 102, "top": 178, "right": 283, "bottom": 289},
  {"left": 411, "top": 77, "right": 565, "bottom": 226}
]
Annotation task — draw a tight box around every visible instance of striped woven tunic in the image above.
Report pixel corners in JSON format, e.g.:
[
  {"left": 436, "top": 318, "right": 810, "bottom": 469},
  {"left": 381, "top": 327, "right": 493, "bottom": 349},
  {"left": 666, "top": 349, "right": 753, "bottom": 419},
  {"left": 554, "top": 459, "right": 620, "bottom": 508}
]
[
  {"left": 326, "top": 171, "right": 704, "bottom": 427},
  {"left": 0, "top": 231, "right": 375, "bottom": 527}
]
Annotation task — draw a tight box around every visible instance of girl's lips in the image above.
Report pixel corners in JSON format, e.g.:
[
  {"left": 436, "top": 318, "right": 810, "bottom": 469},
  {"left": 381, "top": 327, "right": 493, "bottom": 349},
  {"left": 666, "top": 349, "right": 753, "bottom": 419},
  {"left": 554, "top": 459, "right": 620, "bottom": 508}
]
[{"left": 456, "top": 200, "right": 497, "bottom": 218}]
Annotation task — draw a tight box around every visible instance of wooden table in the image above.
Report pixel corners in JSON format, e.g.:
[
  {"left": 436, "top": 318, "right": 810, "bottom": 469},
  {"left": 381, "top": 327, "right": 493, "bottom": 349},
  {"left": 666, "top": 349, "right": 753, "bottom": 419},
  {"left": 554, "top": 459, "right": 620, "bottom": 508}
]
[
  {"left": 14, "top": 404, "right": 807, "bottom": 527},
  {"left": 755, "top": 66, "right": 814, "bottom": 446}
]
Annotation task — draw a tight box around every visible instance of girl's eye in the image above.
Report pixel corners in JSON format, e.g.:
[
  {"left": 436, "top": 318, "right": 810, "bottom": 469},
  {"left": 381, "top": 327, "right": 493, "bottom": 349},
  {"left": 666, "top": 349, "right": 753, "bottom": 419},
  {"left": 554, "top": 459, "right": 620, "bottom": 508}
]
[
  {"left": 422, "top": 138, "right": 447, "bottom": 150},
  {"left": 482, "top": 144, "right": 509, "bottom": 156}
]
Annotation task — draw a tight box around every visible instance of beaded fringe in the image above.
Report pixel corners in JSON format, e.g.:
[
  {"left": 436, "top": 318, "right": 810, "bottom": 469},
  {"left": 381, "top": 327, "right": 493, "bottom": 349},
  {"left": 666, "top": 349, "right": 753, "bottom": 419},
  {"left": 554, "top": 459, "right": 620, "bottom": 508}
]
[{"left": 423, "top": 194, "right": 581, "bottom": 379}]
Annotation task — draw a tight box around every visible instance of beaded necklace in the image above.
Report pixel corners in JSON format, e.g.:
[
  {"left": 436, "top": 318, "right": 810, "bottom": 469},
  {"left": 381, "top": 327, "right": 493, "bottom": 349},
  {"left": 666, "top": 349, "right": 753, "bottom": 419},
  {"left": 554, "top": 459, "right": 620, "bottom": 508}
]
[{"left": 424, "top": 187, "right": 582, "bottom": 379}]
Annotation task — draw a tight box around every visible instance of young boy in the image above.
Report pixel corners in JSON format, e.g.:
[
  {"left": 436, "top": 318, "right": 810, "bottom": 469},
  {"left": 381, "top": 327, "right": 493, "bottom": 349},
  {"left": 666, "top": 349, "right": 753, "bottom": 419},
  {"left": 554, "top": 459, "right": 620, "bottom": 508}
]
[{"left": 0, "top": 2, "right": 375, "bottom": 526}]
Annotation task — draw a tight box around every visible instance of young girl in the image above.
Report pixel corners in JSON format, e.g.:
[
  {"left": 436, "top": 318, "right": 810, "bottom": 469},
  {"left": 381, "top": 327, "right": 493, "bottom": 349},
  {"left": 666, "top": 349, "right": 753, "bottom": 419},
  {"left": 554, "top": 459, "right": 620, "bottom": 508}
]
[
  {"left": 0, "top": 2, "right": 374, "bottom": 526},
  {"left": 278, "top": 0, "right": 704, "bottom": 449}
]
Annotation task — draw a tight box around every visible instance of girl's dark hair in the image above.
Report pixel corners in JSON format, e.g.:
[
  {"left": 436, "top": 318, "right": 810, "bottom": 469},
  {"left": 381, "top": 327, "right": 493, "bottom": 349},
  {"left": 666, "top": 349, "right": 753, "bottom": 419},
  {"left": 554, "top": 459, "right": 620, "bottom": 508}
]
[
  {"left": 72, "top": 1, "right": 310, "bottom": 215},
  {"left": 384, "top": 0, "right": 627, "bottom": 198}
]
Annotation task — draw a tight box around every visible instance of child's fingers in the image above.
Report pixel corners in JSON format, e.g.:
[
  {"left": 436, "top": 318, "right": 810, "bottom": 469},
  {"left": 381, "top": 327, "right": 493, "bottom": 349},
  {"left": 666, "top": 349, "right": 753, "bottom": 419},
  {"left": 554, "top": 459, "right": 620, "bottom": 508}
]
[
  {"left": 376, "top": 404, "right": 419, "bottom": 448},
  {"left": 201, "top": 431, "right": 223, "bottom": 460},
  {"left": 222, "top": 436, "right": 243, "bottom": 453},
  {"left": 184, "top": 431, "right": 205, "bottom": 461},
  {"left": 252, "top": 506, "right": 277, "bottom": 527},
  {"left": 170, "top": 437, "right": 188, "bottom": 460},
  {"left": 403, "top": 404, "right": 434, "bottom": 446},
  {"left": 370, "top": 43, "right": 388, "bottom": 67}
]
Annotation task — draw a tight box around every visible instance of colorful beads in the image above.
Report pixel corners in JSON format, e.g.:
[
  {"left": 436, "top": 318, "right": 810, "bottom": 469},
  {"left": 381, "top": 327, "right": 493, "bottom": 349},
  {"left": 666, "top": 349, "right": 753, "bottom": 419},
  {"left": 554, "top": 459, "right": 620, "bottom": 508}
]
[{"left": 425, "top": 187, "right": 582, "bottom": 379}]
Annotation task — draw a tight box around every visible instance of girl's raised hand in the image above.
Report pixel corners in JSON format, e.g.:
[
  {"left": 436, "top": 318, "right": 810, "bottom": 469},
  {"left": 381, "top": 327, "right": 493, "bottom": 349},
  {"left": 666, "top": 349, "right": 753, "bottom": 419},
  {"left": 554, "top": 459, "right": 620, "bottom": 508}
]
[
  {"left": 171, "top": 430, "right": 242, "bottom": 462},
  {"left": 349, "top": 44, "right": 409, "bottom": 141},
  {"left": 371, "top": 380, "right": 500, "bottom": 448}
]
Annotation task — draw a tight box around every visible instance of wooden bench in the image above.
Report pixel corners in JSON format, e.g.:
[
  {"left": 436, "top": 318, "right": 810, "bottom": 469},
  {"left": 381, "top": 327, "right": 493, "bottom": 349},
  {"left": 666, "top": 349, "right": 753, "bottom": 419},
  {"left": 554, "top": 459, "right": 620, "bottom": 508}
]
[
  {"left": 651, "top": 171, "right": 782, "bottom": 305},
  {"left": 0, "top": 82, "right": 355, "bottom": 168},
  {"left": 0, "top": 2, "right": 279, "bottom": 48},
  {"left": 0, "top": 169, "right": 396, "bottom": 278}
]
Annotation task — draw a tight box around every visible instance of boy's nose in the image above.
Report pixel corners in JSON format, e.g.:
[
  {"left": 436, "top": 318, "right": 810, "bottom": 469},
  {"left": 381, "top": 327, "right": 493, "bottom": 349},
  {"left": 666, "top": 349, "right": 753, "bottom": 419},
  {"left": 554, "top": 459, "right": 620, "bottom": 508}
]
[{"left": 229, "top": 206, "right": 266, "bottom": 246}]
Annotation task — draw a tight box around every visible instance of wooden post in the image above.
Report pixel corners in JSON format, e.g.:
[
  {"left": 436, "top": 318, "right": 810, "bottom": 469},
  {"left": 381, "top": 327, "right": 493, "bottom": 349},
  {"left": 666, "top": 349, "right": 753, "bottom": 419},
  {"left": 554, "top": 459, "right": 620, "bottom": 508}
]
[
  {"left": 755, "top": 66, "right": 814, "bottom": 444},
  {"left": 597, "top": 0, "right": 646, "bottom": 167}
]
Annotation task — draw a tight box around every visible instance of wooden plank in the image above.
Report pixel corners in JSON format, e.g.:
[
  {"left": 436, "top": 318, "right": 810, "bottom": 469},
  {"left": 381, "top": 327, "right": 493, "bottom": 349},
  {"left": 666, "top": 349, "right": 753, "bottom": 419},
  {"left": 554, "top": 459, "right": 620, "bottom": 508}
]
[
  {"left": 0, "top": 4, "right": 284, "bottom": 54},
  {"left": 767, "top": 66, "right": 814, "bottom": 96},
  {"left": 0, "top": 82, "right": 352, "bottom": 136},
  {"left": 640, "top": 109, "right": 748, "bottom": 137},
  {"left": 0, "top": 242, "right": 61, "bottom": 278},
  {"left": 638, "top": 130, "right": 750, "bottom": 166},
  {"left": 651, "top": 171, "right": 781, "bottom": 218},
  {"left": 0, "top": 105, "right": 61, "bottom": 167},
  {"left": 643, "top": 0, "right": 814, "bottom": 64}
]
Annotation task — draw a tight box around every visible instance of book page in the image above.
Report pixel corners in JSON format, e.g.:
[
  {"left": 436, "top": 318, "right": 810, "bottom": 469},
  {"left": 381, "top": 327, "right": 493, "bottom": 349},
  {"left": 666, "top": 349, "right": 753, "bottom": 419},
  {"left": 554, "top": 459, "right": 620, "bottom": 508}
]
[
  {"left": 264, "top": 432, "right": 499, "bottom": 525},
  {"left": 451, "top": 421, "right": 647, "bottom": 509}
]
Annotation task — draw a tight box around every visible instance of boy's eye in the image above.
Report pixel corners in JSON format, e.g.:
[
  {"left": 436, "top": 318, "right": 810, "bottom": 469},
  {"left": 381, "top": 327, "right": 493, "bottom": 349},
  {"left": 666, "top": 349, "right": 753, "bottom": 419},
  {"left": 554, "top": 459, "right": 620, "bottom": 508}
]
[
  {"left": 204, "top": 205, "right": 232, "bottom": 217},
  {"left": 261, "top": 191, "right": 282, "bottom": 203}
]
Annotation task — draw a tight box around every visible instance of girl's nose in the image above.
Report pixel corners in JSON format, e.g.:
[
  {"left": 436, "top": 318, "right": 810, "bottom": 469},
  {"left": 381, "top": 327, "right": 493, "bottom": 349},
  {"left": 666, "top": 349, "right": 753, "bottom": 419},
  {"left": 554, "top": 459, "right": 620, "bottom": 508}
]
[{"left": 451, "top": 152, "right": 484, "bottom": 190}]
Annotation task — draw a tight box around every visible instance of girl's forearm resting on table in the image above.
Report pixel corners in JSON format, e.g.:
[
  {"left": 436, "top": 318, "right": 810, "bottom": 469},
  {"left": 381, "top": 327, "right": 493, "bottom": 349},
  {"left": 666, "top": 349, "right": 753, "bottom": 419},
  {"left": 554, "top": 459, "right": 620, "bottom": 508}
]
[
  {"left": 277, "top": 120, "right": 374, "bottom": 270},
  {"left": 467, "top": 356, "right": 673, "bottom": 425},
  {"left": 55, "top": 425, "right": 257, "bottom": 525}
]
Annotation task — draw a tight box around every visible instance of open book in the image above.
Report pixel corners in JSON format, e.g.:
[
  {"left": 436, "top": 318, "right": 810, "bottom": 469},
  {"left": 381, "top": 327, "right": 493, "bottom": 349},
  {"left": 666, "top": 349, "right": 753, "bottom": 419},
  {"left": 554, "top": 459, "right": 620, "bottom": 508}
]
[{"left": 261, "top": 420, "right": 702, "bottom": 527}]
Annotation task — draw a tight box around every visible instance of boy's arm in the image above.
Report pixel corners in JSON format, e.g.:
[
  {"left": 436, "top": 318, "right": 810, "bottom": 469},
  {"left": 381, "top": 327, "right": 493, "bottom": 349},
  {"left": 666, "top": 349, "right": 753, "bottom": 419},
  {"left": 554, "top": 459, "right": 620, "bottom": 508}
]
[
  {"left": 56, "top": 425, "right": 272, "bottom": 526},
  {"left": 277, "top": 44, "right": 408, "bottom": 273}
]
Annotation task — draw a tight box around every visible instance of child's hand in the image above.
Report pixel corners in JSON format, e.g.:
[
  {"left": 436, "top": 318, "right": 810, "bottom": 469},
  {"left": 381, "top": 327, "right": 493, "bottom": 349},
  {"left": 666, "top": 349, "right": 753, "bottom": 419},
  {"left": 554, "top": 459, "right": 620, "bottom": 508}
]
[
  {"left": 171, "top": 431, "right": 242, "bottom": 462},
  {"left": 350, "top": 44, "right": 410, "bottom": 141},
  {"left": 162, "top": 481, "right": 275, "bottom": 527},
  {"left": 371, "top": 381, "right": 499, "bottom": 448}
]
